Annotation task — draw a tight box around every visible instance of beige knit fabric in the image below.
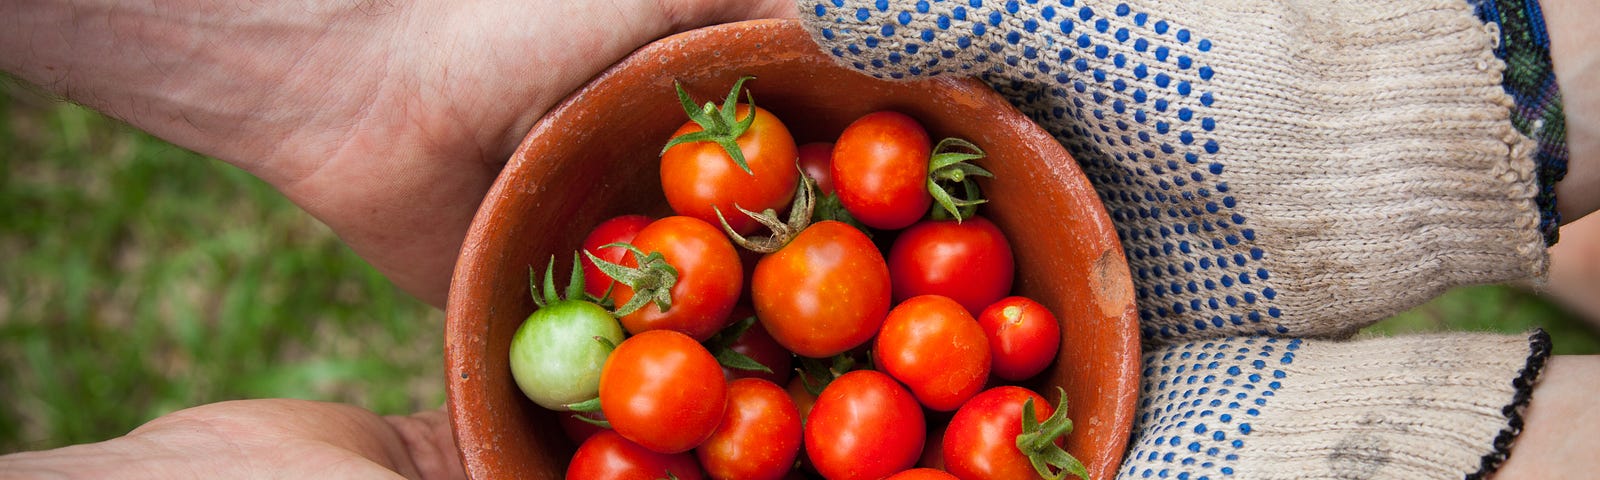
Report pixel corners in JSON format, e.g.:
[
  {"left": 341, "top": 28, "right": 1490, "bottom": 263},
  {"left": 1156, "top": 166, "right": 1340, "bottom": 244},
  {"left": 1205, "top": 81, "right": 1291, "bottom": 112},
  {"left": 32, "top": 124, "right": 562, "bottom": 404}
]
[
  {"left": 1127, "top": 332, "right": 1544, "bottom": 479},
  {"left": 802, "top": 0, "right": 1547, "bottom": 343}
]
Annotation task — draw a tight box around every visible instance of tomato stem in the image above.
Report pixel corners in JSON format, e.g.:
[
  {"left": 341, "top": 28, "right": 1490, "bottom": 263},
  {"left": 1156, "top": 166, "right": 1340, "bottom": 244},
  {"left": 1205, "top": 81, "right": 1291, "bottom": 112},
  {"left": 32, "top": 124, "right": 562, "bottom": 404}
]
[
  {"left": 584, "top": 245, "right": 679, "bottom": 317},
  {"left": 718, "top": 175, "right": 817, "bottom": 254},
  {"left": 1017, "top": 387, "right": 1090, "bottom": 480},
  {"left": 926, "top": 137, "right": 992, "bottom": 222},
  {"left": 661, "top": 76, "right": 759, "bottom": 175},
  {"left": 704, "top": 316, "right": 775, "bottom": 374}
]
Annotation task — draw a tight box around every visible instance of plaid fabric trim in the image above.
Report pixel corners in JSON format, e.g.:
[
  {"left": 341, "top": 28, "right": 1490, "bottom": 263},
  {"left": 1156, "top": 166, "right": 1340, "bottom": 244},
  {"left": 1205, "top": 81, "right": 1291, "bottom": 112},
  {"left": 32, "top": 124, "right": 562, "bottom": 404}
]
[{"left": 1474, "top": 0, "right": 1569, "bottom": 244}]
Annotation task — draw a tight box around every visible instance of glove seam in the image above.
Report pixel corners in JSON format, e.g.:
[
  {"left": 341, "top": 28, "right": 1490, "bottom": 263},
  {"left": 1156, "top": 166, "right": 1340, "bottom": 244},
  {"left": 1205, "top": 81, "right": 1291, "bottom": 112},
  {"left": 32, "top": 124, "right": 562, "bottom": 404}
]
[{"left": 1465, "top": 328, "right": 1552, "bottom": 480}]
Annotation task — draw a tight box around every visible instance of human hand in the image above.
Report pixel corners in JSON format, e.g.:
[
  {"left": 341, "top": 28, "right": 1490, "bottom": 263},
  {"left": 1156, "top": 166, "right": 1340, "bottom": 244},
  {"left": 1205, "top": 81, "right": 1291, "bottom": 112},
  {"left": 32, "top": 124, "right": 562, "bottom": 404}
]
[
  {"left": 0, "top": 399, "right": 462, "bottom": 480},
  {"left": 0, "top": 0, "right": 797, "bottom": 308}
]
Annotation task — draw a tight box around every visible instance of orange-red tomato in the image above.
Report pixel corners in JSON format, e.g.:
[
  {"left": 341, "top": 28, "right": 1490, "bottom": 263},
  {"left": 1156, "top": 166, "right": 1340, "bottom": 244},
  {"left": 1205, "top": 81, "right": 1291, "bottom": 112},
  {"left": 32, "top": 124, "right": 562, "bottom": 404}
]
[
  {"left": 875, "top": 295, "right": 992, "bottom": 411},
  {"left": 943, "top": 386, "right": 1059, "bottom": 480},
  {"left": 886, "top": 468, "right": 960, "bottom": 480},
  {"left": 696, "top": 378, "right": 803, "bottom": 480},
  {"left": 831, "top": 111, "right": 933, "bottom": 230},
  {"left": 805, "top": 370, "right": 926, "bottom": 480},
  {"left": 887, "top": 216, "right": 1015, "bottom": 315},
  {"left": 751, "top": 220, "right": 890, "bottom": 358},
  {"left": 612, "top": 216, "right": 742, "bottom": 341},
  {"left": 599, "top": 330, "right": 727, "bottom": 454},
  {"left": 566, "top": 430, "right": 705, "bottom": 480},
  {"left": 661, "top": 104, "right": 798, "bottom": 235}
]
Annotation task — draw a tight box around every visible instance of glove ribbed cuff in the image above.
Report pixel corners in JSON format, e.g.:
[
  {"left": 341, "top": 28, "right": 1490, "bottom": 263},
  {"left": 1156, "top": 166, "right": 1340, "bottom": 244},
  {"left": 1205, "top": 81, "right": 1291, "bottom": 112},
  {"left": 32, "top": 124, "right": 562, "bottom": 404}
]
[{"left": 1124, "top": 330, "right": 1549, "bottom": 479}]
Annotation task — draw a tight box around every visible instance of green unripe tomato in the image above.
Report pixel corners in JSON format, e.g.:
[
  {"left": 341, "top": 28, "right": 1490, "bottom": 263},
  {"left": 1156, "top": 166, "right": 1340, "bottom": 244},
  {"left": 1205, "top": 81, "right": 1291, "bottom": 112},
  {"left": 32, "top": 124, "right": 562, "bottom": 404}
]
[{"left": 509, "top": 299, "right": 625, "bottom": 411}]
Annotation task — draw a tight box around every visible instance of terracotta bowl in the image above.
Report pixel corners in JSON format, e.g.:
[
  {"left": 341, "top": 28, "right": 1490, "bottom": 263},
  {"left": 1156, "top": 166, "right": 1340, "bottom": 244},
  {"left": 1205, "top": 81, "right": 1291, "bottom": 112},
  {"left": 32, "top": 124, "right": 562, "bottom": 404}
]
[{"left": 445, "top": 18, "right": 1138, "bottom": 480}]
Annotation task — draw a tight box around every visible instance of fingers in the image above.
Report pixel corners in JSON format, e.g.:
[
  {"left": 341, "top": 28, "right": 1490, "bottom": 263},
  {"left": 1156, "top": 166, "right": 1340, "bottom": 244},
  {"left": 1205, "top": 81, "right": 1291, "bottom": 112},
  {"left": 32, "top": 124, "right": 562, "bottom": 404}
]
[
  {"left": 653, "top": 0, "right": 799, "bottom": 34},
  {"left": 385, "top": 408, "right": 468, "bottom": 480}
]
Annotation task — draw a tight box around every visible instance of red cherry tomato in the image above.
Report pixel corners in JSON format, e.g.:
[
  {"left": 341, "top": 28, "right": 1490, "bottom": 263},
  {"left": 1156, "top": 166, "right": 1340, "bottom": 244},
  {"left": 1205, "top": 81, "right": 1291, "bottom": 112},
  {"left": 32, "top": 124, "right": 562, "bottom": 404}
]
[
  {"left": 696, "top": 378, "right": 803, "bottom": 480},
  {"left": 797, "top": 141, "right": 836, "bottom": 195},
  {"left": 831, "top": 111, "right": 933, "bottom": 230},
  {"left": 874, "top": 295, "right": 991, "bottom": 411},
  {"left": 720, "top": 310, "right": 795, "bottom": 386},
  {"left": 887, "top": 216, "right": 1015, "bottom": 315},
  {"left": 612, "top": 216, "right": 743, "bottom": 341},
  {"left": 943, "top": 386, "right": 1059, "bottom": 480},
  {"left": 977, "top": 296, "right": 1062, "bottom": 381},
  {"left": 580, "top": 214, "right": 652, "bottom": 299},
  {"left": 662, "top": 104, "right": 798, "bottom": 235},
  {"left": 886, "top": 469, "right": 960, "bottom": 480},
  {"left": 599, "top": 330, "right": 727, "bottom": 454},
  {"left": 558, "top": 410, "right": 610, "bottom": 446},
  {"left": 752, "top": 220, "right": 891, "bottom": 358},
  {"left": 805, "top": 370, "right": 926, "bottom": 480},
  {"left": 566, "top": 430, "right": 705, "bottom": 480}
]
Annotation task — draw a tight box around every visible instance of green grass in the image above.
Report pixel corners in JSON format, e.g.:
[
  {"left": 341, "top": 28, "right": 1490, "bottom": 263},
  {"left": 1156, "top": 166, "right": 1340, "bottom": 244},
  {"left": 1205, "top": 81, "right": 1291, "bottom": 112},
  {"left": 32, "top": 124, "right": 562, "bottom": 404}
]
[
  {"left": 0, "top": 81, "right": 444, "bottom": 453},
  {"left": 2, "top": 76, "right": 1596, "bottom": 456}
]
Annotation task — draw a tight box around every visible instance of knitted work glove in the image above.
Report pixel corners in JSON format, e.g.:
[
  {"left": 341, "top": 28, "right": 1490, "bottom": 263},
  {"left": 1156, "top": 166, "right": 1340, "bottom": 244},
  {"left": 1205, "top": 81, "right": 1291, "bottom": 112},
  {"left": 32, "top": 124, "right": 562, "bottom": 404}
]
[
  {"left": 798, "top": 0, "right": 1569, "bottom": 478},
  {"left": 801, "top": 0, "right": 1561, "bottom": 342},
  {"left": 1127, "top": 331, "right": 1548, "bottom": 479}
]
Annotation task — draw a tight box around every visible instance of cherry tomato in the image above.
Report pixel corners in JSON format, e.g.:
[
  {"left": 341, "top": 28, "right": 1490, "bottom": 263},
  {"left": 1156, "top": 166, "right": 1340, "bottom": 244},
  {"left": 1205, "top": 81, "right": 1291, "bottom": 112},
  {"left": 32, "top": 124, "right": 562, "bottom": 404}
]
[
  {"left": 599, "top": 330, "right": 727, "bottom": 454},
  {"left": 662, "top": 104, "right": 798, "bottom": 235},
  {"left": 696, "top": 378, "right": 803, "bottom": 480},
  {"left": 580, "top": 214, "right": 652, "bottom": 299},
  {"left": 943, "top": 387, "right": 1058, "bottom": 480},
  {"left": 612, "top": 216, "right": 743, "bottom": 341},
  {"left": 805, "top": 370, "right": 925, "bottom": 480},
  {"left": 875, "top": 295, "right": 991, "bottom": 411},
  {"left": 831, "top": 111, "right": 932, "bottom": 230},
  {"left": 509, "top": 298, "right": 625, "bottom": 411},
  {"left": 566, "top": 430, "right": 706, "bottom": 480},
  {"left": 558, "top": 410, "right": 610, "bottom": 446},
  {"left": 887, "top": 216, "right": 1014, "bottom": 315},
  {"left": 977, "top": 296, "right": 1062, "bottom": 381},
  {"left": 797, "top": 142, "right": 836, "bottom": 195},
  {"left": 886, "top": 469, "right": 960, "bottom": 480},
  {"left": 719, "top": 310, "right": 795, "bottom": 386},
  {"left": 752, "top": 220, "right": 891, "bottom": 358}
]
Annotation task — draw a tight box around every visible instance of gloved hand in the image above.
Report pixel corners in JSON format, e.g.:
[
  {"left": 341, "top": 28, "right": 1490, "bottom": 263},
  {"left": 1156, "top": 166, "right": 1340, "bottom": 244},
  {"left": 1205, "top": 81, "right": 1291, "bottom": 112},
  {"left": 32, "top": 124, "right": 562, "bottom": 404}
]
[{"left": 799, "top": 0, "right": 1566, "bottom": 477}]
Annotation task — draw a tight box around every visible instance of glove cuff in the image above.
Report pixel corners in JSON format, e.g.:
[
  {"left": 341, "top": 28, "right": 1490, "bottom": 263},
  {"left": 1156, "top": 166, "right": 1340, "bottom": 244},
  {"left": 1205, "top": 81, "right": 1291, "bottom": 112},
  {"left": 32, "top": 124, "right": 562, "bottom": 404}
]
[{"left": 1124, "top": 331, "right": 1550, "bottom": 479}]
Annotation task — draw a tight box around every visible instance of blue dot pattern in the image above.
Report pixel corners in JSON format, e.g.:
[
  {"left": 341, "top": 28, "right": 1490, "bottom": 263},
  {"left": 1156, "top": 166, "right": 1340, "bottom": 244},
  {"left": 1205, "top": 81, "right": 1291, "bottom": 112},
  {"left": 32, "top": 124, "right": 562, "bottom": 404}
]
[
  {"left": 1122, "top": 337, "right": 1301, "bottom": 478},
  {"left": 807, "top": 0, "right": 1284, "bottom": 343}
]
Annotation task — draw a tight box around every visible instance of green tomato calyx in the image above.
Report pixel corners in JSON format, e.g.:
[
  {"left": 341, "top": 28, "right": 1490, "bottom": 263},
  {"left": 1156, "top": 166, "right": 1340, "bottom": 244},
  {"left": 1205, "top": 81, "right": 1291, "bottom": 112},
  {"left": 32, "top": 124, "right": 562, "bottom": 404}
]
[
  {"left": 718, "top": 174, "right": 817, "bottom": 254},
  {"left": 927, "top": 137, "right": 992, "bottom": 222},
  {"left": 584, "top": 245, "right": 679, "bottom": 317},
  {"left": 1017, "top": 387, "right": 1090, "bottom": 480},
  {"left": 661, "top": 76, "right": 759, "bottom": 175}
]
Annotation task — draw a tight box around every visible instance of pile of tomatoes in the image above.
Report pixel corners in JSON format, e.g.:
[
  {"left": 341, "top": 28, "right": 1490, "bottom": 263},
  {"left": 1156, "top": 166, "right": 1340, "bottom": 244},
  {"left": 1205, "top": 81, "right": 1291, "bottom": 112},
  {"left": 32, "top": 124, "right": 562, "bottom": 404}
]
[{"left": 509, "top": 78, "right": 1088, "bottom": 480}]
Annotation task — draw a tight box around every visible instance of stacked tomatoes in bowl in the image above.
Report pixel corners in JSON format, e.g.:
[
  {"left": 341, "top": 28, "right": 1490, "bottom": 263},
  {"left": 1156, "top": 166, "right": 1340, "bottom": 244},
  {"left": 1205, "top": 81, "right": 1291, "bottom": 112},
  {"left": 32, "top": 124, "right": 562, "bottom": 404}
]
[
  {"left": 444, "top": 18, "right": 1136, "bottom": 480},
  {"left": 506, "top": 77, "right": 1088, "bottom": 480}
]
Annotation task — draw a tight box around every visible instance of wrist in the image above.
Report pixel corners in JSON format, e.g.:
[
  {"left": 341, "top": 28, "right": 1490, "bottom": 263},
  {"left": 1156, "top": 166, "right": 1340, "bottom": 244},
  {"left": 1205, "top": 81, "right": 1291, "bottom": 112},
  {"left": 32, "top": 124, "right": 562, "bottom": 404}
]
[{"left": 1543, "top": 0, "right": 1600, "bottom": 223}]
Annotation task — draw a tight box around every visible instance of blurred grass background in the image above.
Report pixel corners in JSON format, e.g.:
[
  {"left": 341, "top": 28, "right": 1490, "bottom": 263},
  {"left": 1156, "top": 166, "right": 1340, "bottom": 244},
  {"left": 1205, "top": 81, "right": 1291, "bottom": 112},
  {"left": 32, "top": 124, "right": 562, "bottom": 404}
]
[
  {"left": 1, "top": 80, "right": 444, "bottom": 453},
  {"left": 2, "top": 77, "right": 1597, "bottom": 455}
]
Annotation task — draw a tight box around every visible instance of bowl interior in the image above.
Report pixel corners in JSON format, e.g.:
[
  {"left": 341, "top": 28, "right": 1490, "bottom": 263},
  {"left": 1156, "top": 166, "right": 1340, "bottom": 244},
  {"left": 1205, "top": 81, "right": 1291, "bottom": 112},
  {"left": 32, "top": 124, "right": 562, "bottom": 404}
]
[{"left": 445, "top": 18, "right": 1138, "bottom": 480}]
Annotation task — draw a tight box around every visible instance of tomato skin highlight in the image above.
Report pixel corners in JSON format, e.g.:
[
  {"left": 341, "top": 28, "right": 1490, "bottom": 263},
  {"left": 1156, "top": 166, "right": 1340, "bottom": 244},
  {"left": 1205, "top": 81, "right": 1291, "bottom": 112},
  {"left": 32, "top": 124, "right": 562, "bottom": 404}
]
[
  {"left": 831, "top": 111, "right": 933, "bottom": 230},
  {"left": 875, "top": 295, "right": 992, "bottom": 412},
  {"left": 662, "top": 104, "right": 799, "bottom": 235},
  {"left": 887, "top": 216, "right": 1015, "bottom": 315},
  {"left": 696, "top": 378, "right": 803, "bottom": 480},
  {"left": 805, "top": 370, "right": 926, "bottom": 480},
  {"left": 751, "top": 220, "right": 891, "bottom": 358},
  {"left": 599, "top": 330, "right": 728, "bottom": 454},
  {"left": 580, "top": 214, "right": 653, "bottom": 299},
  {"left": 566, "top": 430, "right": 706, "bottom": 480},
  {"left": 977, "top": 296, "right": 1062, "bottom": 382},
  {"left": 943, "top": 386, "right": 1056, "bottom": 480},
  {"left": 612, "top": 216, "right": 743, "bottom": 341}
]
